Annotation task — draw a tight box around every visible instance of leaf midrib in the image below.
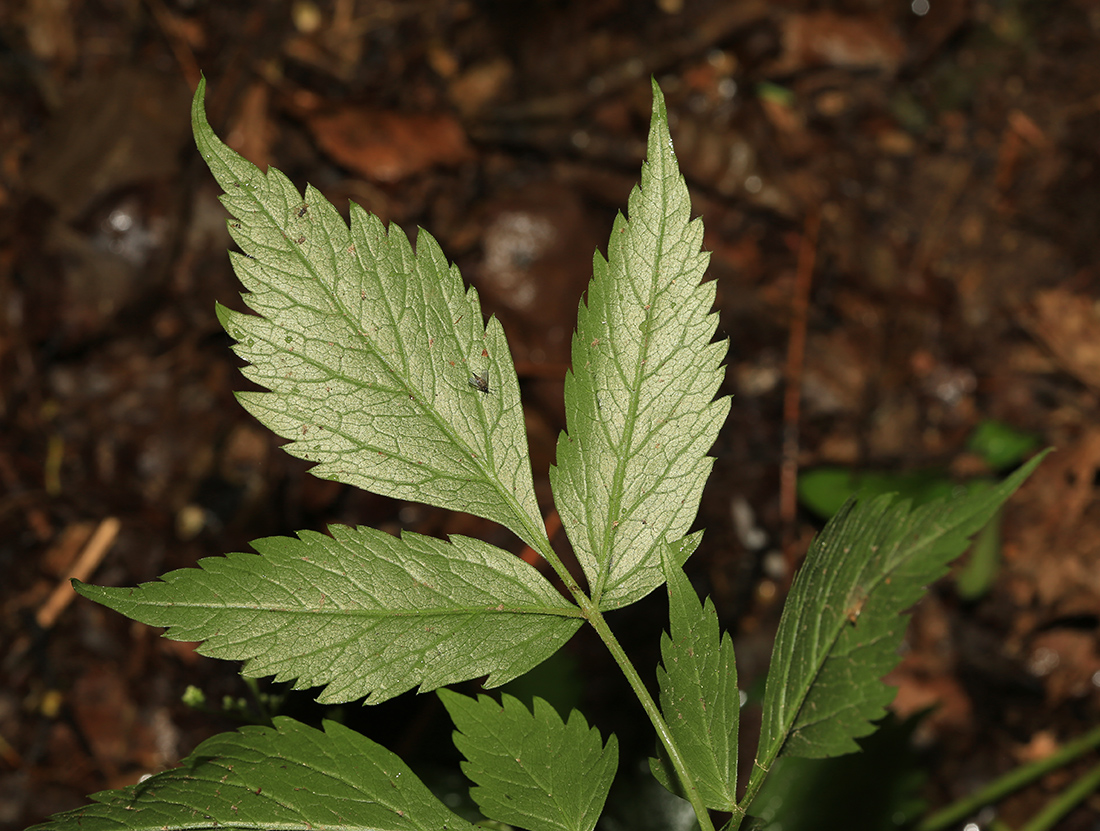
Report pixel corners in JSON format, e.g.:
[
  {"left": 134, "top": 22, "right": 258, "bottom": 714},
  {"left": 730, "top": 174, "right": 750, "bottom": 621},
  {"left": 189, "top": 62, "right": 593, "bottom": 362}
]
[
  {"left": 591, "top": 161, "right": 672, "bottom": 606},
  {"left": 119, "top": 599, "right": 585, "bottom": 619}
]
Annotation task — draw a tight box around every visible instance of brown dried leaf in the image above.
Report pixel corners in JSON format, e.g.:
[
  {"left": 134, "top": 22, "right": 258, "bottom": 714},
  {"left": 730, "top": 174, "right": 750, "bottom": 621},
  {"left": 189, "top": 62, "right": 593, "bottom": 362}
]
[
  {"left": 307, "top": 107, "right": 472, "bottom": 182},
  {"left": 1004, "top": 429, "right": 1100, "bottom": 611},
  {"left": 1021, "top": 288, "right": 1100, "bottom": 391},
  {"left": 770, "top": 11, "right": 905, "bottom": 76}
]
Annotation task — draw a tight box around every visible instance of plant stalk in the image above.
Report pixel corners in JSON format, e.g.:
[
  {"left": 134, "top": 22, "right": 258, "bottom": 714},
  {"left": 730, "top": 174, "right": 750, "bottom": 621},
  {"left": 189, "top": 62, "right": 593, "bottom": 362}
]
[
  {"left": 917, "top": 723, "right": 1100, "bottom": 831},
  {"left": 1018, "top": 760, "right": 1100, "bottom": 831},
  {"left": 528, "top": 525, "right": 719, "bottom": 831},
  {"left": 581, "top": 598, "right": 718, "bottom": 831}
]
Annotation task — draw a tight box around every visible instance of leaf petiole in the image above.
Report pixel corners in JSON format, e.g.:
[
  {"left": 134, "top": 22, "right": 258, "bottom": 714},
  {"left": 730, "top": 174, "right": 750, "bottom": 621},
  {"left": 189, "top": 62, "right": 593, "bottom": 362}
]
[
  {"left": 520, "top": 515, "right": 719, "bottom": 831},
  {"left": 580, "top": 596, "right": 719, "bottom": 831}
]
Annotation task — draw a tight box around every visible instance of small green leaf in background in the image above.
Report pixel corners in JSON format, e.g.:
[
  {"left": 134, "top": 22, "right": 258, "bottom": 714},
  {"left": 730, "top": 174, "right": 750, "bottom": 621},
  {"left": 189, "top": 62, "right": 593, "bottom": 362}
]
[
  {"left": 650, "top": 547, "right": 739, "bottom": 811},
  {"left": 439, "top": 690, "right": 618, "bottom": 831},
  {"left": 797, "top": 467, "right": 960, "bottom": 521},
  {"left": 747, "top": 452, "right": 1047, "bottom": 811},
  {"left": 76, "top": 526, "right": 581, "bottom": 704},
  {"left": 953, "top": 491, "right": 1003, "bottom": 600},
  {"left": 28, "top": 717, "right": 475, "bottom": 831},
  {"left": 798, "top": 420, "right": 1039, "bottom": 521},
  {"left": 797, "top": 421, "right": 1041, "bottom": 603},
  {"left": 798, "top": 468, "right": 1006, "bottom": 600},
  {"left": 966, "top": 418, "right": 1039, "bottom": 471},
  {"left": 192, "top": 76, "right": 546, "bottom": 551},
  {"left": 549, "top": 78, "right": 730, "bottom": 611}
]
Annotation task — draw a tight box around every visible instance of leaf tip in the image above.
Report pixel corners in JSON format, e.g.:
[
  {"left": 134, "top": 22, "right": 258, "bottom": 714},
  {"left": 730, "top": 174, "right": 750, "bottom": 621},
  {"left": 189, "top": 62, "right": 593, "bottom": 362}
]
[
  {"left": 648, "top": 76, "right": 671, "bottom": 143},
  {"left": 649, "top": 75, "right": 665, "bottom": 109},
  {"left": 191, "top": 74, "right": 209, "bottom": 136},
  {"left": 214, "top": 301, "right": 239, "bottom": 335}
]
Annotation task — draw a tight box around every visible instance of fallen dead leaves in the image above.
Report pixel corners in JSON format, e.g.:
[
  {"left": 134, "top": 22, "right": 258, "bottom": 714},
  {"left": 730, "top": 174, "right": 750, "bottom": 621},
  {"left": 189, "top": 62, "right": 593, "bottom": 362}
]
[
  {"left": 305, "top": 105, "right": 472, "bottom": 183},
  {"left": 1020, "top": 287, "right": 1100, "bottom": 393}
]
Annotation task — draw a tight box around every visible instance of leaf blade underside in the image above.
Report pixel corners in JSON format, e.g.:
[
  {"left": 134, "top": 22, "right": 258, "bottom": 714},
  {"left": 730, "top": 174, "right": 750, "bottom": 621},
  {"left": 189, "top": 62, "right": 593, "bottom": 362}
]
[
  {"left": 30, "top": 718, "right": 475, "bottom": 831},
  {"left": 76, "top": 526, "right": 581, "bottom": 704},
  {"left": 549, "top": 79, "right": 730, "bottom": 610},
  {"left": 192, "top": 77, "right": 544, "bottom": 550},
  {"left": 440, "top": 691, "right": 618, "bottom": 831}
]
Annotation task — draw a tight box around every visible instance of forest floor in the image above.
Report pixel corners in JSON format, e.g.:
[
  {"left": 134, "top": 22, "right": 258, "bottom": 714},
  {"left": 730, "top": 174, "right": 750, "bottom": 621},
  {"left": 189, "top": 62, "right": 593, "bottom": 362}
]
[{"left": 2, "top": 1, "right": 1099, "bottom": 829}]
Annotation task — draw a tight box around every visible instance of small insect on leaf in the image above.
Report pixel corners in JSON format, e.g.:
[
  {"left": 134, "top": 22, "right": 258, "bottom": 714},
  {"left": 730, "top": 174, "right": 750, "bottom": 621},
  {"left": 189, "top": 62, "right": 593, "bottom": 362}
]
[{"left": 468, "top": 370, "right": 491, "bottom": 394}]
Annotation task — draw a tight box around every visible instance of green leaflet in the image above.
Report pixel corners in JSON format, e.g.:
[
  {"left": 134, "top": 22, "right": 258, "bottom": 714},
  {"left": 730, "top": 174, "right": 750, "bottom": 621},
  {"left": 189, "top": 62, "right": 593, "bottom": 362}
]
[
  {"left": 28, "top": 717, "right": 475, "bottom": 831},
  {"left": 549, "top": 78, "right": 730, "bottom": 610},
  {"left": 440, "top": 690, "right": 618, "bottom": 831},
  {"left": 747, "top": 453, "right": 1048, "bottom": 810},
  {"left": 650, "top": 548, "right": 739, "bottom": 811},
  {"left": 192, "top": 77, "right": 545, "bottom": 551},
  {"left": 76, "top": 526, "right": 582, "bottom": 704}
]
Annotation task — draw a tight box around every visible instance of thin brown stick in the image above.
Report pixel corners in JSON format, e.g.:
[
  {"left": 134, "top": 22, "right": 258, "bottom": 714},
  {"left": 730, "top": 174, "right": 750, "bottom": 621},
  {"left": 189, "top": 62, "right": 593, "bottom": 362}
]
[
  {"left": 36, "top": 517, "right": 121, "bottom": 629},
  {"left": 780, "top": 210, "right": 820, "bottom": 565}
]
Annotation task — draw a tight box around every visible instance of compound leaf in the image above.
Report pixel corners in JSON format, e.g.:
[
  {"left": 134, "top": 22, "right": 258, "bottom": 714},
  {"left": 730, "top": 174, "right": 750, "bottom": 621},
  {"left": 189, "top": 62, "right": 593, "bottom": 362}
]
[
  {"left": 550, "top": 79, "right": 730, "bottom": 610},
  {"left": 76, "top": 526, "right": 582, "bottom": 704},
  {"left": 30, "top": 717, "right": 475, "bottom": 831},
  {"left": 193, "top": 77, "right": 545, "bottom": 551},
  {"left": 748, "top": 453, "right": 1047, "bottom": 807},
  {"left": 650, "top": 548, "right": 739, "bottom": 810},
  {"left": 439, "top": 690, "right": 618, "bottom": 831}
]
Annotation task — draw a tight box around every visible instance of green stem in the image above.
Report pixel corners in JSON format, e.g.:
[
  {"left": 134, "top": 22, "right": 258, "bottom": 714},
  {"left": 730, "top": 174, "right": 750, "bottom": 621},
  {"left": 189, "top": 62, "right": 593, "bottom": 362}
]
[
  {"left": 527, "top": 523, "right": 587, "bottom": 603},
  {"left": 735, "top": 757, "right": 771, "bottom": 823},
  {"left": 528, "top": 527, "right": 716, "bottom": 831},
  {"left": 581, "top": 598, "right": 717, "bottom": 831},
  {"left": 243, "top": 676, "right": 273, "bottom": 725},
  {"left": 917, "top": 723, "right": 1100, "bottom": 831},
  {"left": 1018, "top": 760, "right": 1100, "bottom": 831}
]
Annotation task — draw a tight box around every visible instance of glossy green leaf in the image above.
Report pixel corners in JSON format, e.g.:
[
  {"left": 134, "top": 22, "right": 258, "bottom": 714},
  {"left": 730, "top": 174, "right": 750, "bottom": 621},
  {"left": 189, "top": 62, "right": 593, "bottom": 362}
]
[
  {"left": 192, "top": 77, "right": 545, "bottom": 551},
  {"left": 30, "top": 717, "right": 475, "bottom": 831},
  {"left": 440, "top": 690, "right": 618, "bottom": 831},
  {"left": 747, "top": 452, "right": 1046, "bottom": 808},
  {"left": 550, "top": 79, "right": 730, "bottom": 610},
  {"left": 650, "top": 548, "right": 739, "bottom": 810},
  {"left": 76, "top": 526, "right": 581, "bottom": 704}
]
